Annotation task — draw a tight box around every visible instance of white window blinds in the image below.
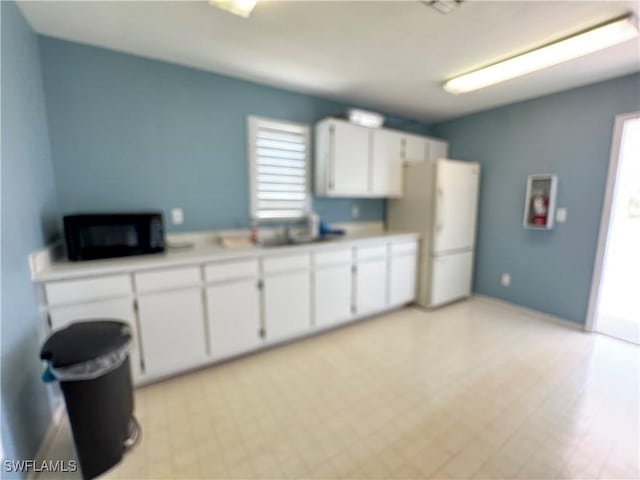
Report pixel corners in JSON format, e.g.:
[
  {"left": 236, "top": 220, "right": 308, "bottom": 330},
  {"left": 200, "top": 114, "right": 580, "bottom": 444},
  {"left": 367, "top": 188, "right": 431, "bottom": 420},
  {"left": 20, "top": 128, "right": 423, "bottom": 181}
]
[{"left": 248, "top": 116, "right": 310, "bottom": 220}]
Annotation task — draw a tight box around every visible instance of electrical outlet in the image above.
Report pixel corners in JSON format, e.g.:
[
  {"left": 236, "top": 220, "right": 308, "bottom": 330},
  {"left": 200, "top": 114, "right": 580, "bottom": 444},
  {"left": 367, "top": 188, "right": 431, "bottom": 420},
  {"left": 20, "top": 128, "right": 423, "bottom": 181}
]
[
  {"left": 501, "top": 273, "right": 511, "bottom": 287},
  {"left": 171, "top": 208, "right": 184, "bottom": 225},
  {"left": 556, "top": 208, "right": 567, "bottom": 223},
  {"left": 351, "top": 204, "right": 360, "bottom": 219}
]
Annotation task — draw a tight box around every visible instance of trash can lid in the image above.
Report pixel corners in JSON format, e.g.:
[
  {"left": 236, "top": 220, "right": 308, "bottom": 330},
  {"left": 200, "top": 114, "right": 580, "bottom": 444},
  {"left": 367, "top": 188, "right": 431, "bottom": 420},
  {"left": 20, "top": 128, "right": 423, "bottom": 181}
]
[{"left": 40, "top": 320, "right": 131, "bottom": 368}]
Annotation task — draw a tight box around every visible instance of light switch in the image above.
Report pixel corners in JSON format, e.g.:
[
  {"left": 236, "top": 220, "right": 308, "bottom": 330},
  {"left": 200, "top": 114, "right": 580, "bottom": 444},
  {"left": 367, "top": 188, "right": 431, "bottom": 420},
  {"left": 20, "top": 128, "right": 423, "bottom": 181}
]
[
  {"left": 501, "top": 273, "right": 511, "bottom": 287},
  {"left": 171, "top": 208, "right": 184, "bottom": 225},
  {"left": 556, "top": 208, "right": 567, "bottom": 223}
]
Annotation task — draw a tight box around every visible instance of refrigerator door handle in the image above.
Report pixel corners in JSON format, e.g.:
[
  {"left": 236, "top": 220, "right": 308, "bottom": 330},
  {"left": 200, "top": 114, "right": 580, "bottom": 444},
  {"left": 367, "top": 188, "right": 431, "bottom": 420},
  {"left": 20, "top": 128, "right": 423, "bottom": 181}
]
[{"left": 436, "top": 185, "right": 444, "bottom": 232}]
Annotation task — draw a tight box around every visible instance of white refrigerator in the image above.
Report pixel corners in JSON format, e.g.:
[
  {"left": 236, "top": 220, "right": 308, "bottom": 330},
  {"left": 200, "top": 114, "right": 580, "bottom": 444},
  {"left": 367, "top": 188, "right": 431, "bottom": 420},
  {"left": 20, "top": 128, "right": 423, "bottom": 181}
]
[{"left": 387, "top": 158, "right": 480, "bottom": 308}]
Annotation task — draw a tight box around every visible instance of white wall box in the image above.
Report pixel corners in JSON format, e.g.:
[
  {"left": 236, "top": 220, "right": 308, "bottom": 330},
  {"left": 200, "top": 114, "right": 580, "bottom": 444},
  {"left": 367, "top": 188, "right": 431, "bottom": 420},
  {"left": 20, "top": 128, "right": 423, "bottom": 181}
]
[
  {"left": 523, "top": 174, "right": 558, "bottom": 230},
  {"left": 137, "top": 288, "right": 208, "bottom": 377},
  {"left": 35, "top": 234, "right": 418, "bottom": 385}
]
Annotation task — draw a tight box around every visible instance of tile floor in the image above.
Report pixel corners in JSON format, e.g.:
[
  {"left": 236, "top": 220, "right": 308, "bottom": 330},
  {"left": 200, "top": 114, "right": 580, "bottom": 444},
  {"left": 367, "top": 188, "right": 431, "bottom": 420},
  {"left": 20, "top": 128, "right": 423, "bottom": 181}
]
[{"left": 38, "top": 298, "right": 639, "bottom": 479}]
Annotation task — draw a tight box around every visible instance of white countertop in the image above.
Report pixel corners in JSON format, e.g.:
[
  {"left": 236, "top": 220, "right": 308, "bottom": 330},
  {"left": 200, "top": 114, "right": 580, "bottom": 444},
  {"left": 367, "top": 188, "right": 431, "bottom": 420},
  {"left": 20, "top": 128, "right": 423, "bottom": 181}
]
[{"left": 33, "top": 231, "right": 420, "bottom": 282}]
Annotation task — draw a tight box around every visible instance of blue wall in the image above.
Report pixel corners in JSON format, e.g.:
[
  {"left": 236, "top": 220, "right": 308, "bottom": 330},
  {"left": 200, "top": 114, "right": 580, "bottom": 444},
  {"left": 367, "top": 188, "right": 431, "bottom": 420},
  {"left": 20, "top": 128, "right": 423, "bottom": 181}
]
[
  {"left": 433, "top": 73, "right": 640, "bottom": 324},
  {"left": 1, "top": 1, "right": 59, "bottom": 468},
  {"left": 38, "top": 37, "right": 429, "bottom": 232}
]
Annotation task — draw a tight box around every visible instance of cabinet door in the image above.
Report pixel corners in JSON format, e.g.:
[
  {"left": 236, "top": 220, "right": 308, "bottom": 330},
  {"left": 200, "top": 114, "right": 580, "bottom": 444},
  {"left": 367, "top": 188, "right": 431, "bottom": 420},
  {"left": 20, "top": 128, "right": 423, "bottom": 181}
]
[
  {"left": 329, "top": 120, "right": 370, "bottom": 195},
  {"left": 427, "top": 138, "right": 449, "bottom": 161},
  {"left": 314, "top": 265, "right": 353, "bottom": 328},
  {"left": 49, "top": 297, "right": 143, "bottom": 382},
  {"left": 264, "top": 271, "right": 311, "bottom": 342},
  {"left": 356, "top": 259, "right": 388, "bottom": 315},
  {"left": 206, "top": 279, "right": 261, "bottom": 359},
  {"left": 371, "top": 129, "right": 404, "bottom": 196},
  {"left": 137, "top": 288, "right": 207, "bottom": 378},
  {"left": 389, "top": 254, "right": 417, "bottom": 306},
  {"left": 403, "top": 134, "right": 428, "bottom": 163}
]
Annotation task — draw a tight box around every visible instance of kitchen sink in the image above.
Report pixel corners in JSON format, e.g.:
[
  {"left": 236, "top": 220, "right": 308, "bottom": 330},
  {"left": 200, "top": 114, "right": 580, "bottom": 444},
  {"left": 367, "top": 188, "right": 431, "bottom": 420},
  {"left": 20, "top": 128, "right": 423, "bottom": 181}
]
[{"left": 259, "top": 235, "right": 337, "bottom": 248}]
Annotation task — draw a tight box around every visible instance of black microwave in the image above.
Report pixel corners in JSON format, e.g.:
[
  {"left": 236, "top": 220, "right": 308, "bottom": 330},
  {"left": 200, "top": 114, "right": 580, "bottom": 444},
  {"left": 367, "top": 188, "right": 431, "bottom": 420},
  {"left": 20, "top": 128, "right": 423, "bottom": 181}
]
[{"left": 63, "top": 213, "right": 165, "bottom": 261}]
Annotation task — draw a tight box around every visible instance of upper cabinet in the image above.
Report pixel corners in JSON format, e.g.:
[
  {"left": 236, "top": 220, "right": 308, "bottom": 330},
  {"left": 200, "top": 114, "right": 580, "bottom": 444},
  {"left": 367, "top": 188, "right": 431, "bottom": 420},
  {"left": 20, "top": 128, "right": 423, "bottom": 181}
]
[
  {"left": 315, "top": 118, "right": 448, "bottom": 198},
  {"left": 371, "top": 129, "right": 404, "bottom": 197},
  {"left": 316, "top": 119, "right": 370, "bottom": 196}
]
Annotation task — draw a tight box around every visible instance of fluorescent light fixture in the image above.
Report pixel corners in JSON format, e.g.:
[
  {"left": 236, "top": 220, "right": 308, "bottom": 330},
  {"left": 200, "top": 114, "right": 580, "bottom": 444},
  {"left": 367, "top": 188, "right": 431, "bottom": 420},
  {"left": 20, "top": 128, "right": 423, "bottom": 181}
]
[
  {"left": 444, "top": 14, "right": 639, "bottom": 94},
  {"left": 347, "top": 109, "right": 384, "bottom": 128},
  {"left": 209, "top": 0, "right": 258, "bottom": 18}
]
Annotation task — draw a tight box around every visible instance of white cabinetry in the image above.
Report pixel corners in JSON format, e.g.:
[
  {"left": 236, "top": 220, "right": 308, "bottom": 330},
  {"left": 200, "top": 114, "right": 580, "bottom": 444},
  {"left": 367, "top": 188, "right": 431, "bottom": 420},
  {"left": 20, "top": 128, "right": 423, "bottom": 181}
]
[
  {"left": 263, "top": 254, "right": 311, "bottom": 342},
  {"left": 371, "top": 129, "right": 403, "bottom": 196},
  {"left": 355, "top": 245, "right": 388, "bottom": 315},
  {"left": 45, "top": 275, "right": 143, "bottom": 381},
  {"left": 316, "top": 117, "right": 448, "bottom": 198},
  {"left": 49, "top": 297, "right": 143, "bottom": 382},
  {"left": 205, "top": 259, "right": 262, "bottom": 359},
  {"left": 38, "top": 235, "right": 419, "bottom": 385},
  {"left": 403, "top": 134, "right": 428, "bottom": 163},
  {"left": 313, "top": 249, "right": 353, "bottom": 328},
  {"left": 134, "top": 266, "right": 207, "bottom": 378},
  {"left": 389, "top": 241, "right": 418, "bottom": 306},
  {"left": 316, "top": 119, "right": 370, "bottom": 196}
]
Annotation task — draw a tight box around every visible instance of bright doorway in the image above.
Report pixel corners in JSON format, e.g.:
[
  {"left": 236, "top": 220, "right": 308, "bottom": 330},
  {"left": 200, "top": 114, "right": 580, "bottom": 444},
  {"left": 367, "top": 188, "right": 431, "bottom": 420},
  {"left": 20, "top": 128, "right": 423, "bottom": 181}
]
[{"left": 588, "top": 112, "right": 640, "bottom": 344}]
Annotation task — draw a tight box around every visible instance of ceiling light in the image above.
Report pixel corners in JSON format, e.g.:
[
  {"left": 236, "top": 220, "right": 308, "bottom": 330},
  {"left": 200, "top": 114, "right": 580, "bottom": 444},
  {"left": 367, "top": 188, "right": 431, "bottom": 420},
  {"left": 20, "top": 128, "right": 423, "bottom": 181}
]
[
  {"left": 444, "top": 14, "right": 639, "bottom": 95},
  {"left": 209, "top": 0, "right": 258, "bottom": 18}
]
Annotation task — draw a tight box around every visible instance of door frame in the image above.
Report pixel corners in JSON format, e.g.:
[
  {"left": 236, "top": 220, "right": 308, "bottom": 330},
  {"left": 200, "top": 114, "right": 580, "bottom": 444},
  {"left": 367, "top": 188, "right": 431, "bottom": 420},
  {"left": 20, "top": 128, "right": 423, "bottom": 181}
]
[{"left": 585, "top": 111, "right": 640, "bottom": 332}]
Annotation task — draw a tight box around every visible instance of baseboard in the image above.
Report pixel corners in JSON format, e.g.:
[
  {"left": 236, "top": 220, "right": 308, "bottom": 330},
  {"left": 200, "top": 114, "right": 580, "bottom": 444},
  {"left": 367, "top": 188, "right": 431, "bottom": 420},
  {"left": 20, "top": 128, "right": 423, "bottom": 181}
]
[
  {"left": 472, "top": 294, "right": 586, "bottom": 332},
  {"left": 27, "top": 404, "right": 65, "bottom": 480}
]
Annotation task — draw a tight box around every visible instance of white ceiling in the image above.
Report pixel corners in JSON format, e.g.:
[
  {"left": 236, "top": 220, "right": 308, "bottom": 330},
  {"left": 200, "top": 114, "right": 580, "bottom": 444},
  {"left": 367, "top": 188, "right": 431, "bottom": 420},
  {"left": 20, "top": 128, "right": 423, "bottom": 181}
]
[{"left": 18, "top": 0, "right": 640, "bottom": 122}]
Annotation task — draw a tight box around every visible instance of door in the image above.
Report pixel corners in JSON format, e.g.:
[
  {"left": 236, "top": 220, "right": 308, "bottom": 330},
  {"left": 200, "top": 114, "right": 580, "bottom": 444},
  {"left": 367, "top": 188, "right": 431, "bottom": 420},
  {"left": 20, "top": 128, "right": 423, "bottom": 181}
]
[
  {"left": 356, "top": 259, "right": 387, "bottom": 315},
  {"left": 264, "top": 271, "right": 311, "bottom": 341},
  {"left": 389, "top": 253, "right": 417, "bottom": 306},
  {"left": 49, "top": 297, "right": 143, "bottom": 382},
  {"left": 433, "top": 159, "right": 480, "bottom": 254},
  {"left": 329, "top": 120, "right": 370, "bottom": 195},
  {"left": 137, "top": 288, "right": 208, "bottom": 377},
  {"left": 430, "top": 251, "right": 473, "bottom": 307},
  {"left": 590, "top": 113, "right": 640, "bottom": 344},
  {"left": 371, "top": 129, "right": 404, "bottom": 196},
  {"left": 207, "top": 279, "right": 262, "bottom": 359},
  {"left": 314, "top": 265, "right": 353, "bottom": 328},
  {"left": 403, "top": 134, "right": 427, "bottom": 163}
]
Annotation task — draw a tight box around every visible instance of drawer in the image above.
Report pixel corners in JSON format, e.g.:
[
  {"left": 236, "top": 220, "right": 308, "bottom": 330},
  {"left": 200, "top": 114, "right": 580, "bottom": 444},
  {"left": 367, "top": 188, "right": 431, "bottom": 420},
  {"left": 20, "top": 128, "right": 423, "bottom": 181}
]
[
  {"left": 205, "top": 259, "right": 259, "bottom": 283},
  {"left": 45, "top": 275, "right": 132, "bottom": 306},
  {"left": 263, "top": 253, "right": 310, "bottom": 275},
  {"left": 391, "top": 241, "right": 418, "bottom": 256},
  {"left": 134, "top": 266, "right": 200, "bottom": 293},
  {"left": 314, "top": 249, "right": 352, "bottom": 267},
  {"left": 356, "top": 244, "right": 387, "bottom": 261}
]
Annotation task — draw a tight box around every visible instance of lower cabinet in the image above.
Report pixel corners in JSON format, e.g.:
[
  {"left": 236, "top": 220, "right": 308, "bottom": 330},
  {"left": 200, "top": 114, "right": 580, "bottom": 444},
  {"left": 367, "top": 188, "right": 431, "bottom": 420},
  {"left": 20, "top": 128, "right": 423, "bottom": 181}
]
[
  {"left": 355, "top": 258, "right": 388, "bottom": 315},
  {"left": 137, "top": 288, "right": 208, "bottom": 378},
  {"left": 389, "top": 247, "right": 418, "bottom": 306},
  {"left": 206, "top": 279, "right": 262, "bottom": 359},
  {"left": 49, "top": 297, "right": 143, "bottom": 382},
  {"left": 264, "top": 271, "right": 311, "bottom": 342},
  {"left": 314, "top": 264, "right": 353, "bottom": 328}
]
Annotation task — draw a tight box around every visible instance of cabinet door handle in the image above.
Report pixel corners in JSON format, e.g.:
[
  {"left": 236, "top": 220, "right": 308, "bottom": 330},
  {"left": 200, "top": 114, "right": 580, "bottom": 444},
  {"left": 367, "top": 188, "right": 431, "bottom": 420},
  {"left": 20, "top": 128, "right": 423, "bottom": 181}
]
[
  {"left": 258, "top": 327, "right": 266, "bottom": 339},
  {"left": 328, "top": 125, "right": 335, "bottom": 190}
]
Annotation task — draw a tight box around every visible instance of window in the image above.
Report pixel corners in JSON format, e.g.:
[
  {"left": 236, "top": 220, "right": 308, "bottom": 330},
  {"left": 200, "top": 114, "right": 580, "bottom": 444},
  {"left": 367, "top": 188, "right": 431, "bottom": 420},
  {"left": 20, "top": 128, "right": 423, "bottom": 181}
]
[{"left": 247, "top": 116, "right": 310, "bottom": 220}]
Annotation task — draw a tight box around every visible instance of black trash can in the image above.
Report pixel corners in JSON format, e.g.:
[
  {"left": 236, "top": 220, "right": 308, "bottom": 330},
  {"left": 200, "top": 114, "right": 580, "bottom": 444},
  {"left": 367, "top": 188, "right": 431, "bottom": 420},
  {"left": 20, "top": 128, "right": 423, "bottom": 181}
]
[{"left": 40, "top": 320, "right": 140, "bottom": 479}]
